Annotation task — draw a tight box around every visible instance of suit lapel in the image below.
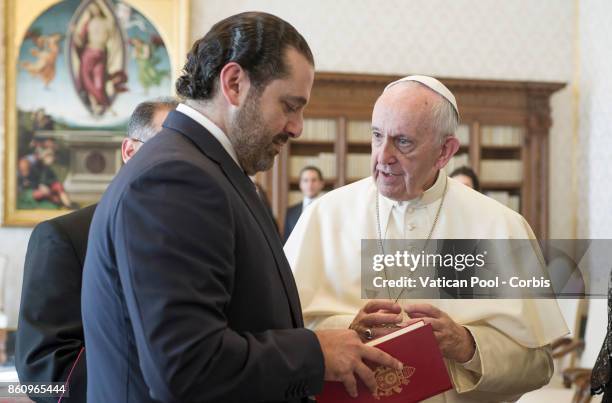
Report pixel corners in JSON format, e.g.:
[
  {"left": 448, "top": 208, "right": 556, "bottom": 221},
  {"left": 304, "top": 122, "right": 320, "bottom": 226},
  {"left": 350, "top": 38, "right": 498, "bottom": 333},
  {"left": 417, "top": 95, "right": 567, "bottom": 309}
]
[{"left": 162, "top": 111, "right": 304, "bottom": 327}]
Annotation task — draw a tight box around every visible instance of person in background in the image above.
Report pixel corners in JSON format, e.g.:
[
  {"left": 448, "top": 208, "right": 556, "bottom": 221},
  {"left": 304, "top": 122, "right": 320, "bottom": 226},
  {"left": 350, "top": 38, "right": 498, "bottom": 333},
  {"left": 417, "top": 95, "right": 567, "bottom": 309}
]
[
  {"left": 15, "top": 97, "right": 177, "bottom": 403},
  {"left": 450, "top": 165, "right": 480, "bottom": 192},
  {"left": 284, "top": 165, "right": 324, "bottom": 242}
]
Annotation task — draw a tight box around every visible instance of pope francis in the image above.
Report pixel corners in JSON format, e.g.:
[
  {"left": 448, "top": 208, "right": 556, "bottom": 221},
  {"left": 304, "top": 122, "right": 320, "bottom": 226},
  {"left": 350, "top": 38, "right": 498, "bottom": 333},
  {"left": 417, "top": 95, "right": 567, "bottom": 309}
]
[{"left": 284, "top": 75, "right": 569, "bottom": 402}]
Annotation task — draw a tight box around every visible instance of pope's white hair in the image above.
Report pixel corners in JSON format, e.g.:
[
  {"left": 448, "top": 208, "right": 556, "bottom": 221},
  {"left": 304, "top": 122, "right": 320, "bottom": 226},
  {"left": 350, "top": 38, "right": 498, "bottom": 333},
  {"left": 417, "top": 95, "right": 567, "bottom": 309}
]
[
  {"left": 387, "top": 80, "right": 459, "bottom": 143},
  {"left": 430, "top": 92, "right": 459, "bottom": 143}
]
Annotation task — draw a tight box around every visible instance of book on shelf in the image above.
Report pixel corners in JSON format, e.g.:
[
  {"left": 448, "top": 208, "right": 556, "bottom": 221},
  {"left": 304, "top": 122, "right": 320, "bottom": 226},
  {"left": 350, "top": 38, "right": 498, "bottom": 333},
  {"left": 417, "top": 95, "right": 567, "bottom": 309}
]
[
  {"left": 485, "top": 191, "right": 509, "bottom": 206},
  {"left": 448, "top": 152, "right": 470, "bottom": 173},
  {"left": 508, "top": 195, "right": 520, "bottom": 212},
  {"left": 317, "top": 321, "right": 452, "bottom": 403},
  {"left": 455, "top": 124, "right": 470, "bottom": 146},
  {"left": 347, "top": 120, "right": 372, "bottom": 143},
  {"left": 481, "top": 126, "right": 523, "bottom": 147},
  {"left": 347, "top": 153, "right": 371, "bottom": 179},
  {"left": 297, "top": 118, "right": 337, "bottom": 142},
  {"left": 480, "top": 160, "right": 523, "bottom": 182},
  {"left": 485, "top": 191, "right": 521, "bottom": 212}
]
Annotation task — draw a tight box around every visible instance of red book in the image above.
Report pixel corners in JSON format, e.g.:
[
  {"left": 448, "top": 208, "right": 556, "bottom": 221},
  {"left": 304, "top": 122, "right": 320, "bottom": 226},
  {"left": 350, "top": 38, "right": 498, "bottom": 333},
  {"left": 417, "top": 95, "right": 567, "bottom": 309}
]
[{"left": 317, "top": 321, "right": 453, "bottom": 402}]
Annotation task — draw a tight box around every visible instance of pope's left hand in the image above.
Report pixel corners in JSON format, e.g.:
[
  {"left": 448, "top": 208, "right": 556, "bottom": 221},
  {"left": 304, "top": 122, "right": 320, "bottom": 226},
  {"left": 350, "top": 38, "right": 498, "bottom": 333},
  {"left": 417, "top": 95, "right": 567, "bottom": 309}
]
[{"left": 404, "top": 303, "right": 475, "bottom": 363}]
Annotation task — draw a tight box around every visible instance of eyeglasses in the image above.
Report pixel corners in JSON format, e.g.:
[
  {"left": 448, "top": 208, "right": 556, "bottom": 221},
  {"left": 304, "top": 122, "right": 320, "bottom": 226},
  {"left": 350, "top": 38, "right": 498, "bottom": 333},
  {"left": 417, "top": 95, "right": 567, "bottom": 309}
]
[{"left": 130, "top": 138, "right": 145, "bottom": 144}]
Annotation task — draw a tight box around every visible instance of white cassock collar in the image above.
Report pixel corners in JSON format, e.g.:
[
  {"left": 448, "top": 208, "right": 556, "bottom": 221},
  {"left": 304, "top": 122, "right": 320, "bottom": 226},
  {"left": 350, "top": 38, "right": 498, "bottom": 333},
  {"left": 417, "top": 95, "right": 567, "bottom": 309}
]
[{"left": 376, "top": 171, "right": 447, "bottom": 236}]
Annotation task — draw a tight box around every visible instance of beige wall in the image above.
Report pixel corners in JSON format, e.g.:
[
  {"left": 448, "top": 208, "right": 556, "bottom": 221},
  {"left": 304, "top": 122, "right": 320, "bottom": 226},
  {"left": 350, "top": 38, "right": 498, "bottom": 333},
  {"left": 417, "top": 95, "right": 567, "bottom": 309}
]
[
  {"left": 577, "top": 0, "right": 612, "bottom": 368},
  {"left": 0, "top": 1, "right": 581, "bottom": 328}
]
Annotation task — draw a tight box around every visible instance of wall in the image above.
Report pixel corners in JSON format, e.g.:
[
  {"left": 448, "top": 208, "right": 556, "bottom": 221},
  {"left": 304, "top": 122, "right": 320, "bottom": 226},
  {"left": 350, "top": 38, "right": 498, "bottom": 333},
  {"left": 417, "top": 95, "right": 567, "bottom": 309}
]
[
  {"left": 191, "top": 0, "right": 574, "bottom": 81},
  {"left": 577, "top": 0, "right": 612, "bottom": 368},
  {"left": 0, "top": 1, "right": 577, "bottom": 328}
]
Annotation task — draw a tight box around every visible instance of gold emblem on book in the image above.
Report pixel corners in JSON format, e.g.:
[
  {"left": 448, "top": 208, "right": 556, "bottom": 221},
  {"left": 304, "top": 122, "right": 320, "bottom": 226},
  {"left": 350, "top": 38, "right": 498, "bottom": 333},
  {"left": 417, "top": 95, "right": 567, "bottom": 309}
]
[{"left": 373, "top": 365, "right": 416, "bottom": 400}]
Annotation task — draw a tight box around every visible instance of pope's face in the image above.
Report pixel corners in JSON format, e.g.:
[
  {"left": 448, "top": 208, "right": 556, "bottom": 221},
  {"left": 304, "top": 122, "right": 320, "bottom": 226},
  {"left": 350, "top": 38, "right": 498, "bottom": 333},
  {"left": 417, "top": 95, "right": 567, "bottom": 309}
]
[{"left": 370, "top": 84, "right": 446, "bottom": 201}]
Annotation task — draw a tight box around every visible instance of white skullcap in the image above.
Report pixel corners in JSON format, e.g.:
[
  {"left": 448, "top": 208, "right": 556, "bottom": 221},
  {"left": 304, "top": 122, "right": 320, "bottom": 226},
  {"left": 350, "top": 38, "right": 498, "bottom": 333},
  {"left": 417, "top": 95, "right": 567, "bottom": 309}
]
[{"left": 384, "top": 75, "right": 459, "bottom": 118}]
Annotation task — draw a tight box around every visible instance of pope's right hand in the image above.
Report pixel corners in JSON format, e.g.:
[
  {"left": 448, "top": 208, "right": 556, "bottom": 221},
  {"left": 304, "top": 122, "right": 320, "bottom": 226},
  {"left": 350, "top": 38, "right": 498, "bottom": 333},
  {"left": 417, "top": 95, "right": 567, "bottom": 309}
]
[
  {"left": 349, "top": 300, "right": 405, "bottom": 342},
  {"left": 315, "top": 329, "right": 403, "bottom": 398}
]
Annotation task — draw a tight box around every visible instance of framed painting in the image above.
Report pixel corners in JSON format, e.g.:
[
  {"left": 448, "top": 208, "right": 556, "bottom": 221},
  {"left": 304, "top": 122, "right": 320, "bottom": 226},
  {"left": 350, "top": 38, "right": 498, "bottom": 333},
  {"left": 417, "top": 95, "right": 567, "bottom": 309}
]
[{"left": 3, "top": 0, "right": 190, "bottom": 225}]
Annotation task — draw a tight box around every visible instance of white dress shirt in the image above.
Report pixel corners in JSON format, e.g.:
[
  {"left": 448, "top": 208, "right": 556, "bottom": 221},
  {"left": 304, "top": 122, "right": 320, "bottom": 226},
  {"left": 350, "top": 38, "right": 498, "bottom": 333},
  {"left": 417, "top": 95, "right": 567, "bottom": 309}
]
[{"left": 176, "top": 103, "right": 241, "bottom": 169}]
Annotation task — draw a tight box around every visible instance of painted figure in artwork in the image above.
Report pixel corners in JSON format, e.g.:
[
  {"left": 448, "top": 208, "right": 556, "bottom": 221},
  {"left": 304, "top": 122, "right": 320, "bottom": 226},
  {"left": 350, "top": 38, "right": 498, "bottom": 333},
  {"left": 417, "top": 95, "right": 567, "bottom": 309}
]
[
  {"left": 13, "top": 0, "right": 173, "bottom": 215},
  {"left": 18, "top": 137, "right": 76, "bottom": 209},
  {"left": 20, "top": 32, "right": 63, "bottom": 88},
  {"left": 70, "top": 0, "right": 127, "bottom": 116},
  {"left": 129, "top": 36, "right": 169, "bottom": 94}
]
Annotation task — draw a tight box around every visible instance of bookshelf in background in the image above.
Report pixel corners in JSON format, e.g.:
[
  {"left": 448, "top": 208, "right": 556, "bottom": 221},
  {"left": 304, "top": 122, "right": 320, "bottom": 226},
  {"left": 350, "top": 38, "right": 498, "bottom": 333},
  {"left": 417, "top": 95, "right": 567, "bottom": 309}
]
[
  {"left": 479, "top": 125, "right": 523, "bottom": 213},
  {"left": 447, "top": 124, "right": 471, "bottom": 173},
  {"left": 286, "top": 118, "right": 337, "bottom": 206},
  {"left": 254, "top": 73, "right": 564, "bottom": 240},
  {"left": 346, "top": 120, "right": 372, "bottom": 182},
  {"left": 448, "top": 124, "right": 523, "bottom": 213}
]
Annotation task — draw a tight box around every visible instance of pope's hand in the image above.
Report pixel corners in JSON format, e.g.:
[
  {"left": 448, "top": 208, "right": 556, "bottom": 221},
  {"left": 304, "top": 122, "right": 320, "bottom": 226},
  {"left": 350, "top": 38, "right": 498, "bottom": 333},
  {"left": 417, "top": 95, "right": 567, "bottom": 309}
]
[
  {"left": 315, "top": 329, "right": 403, "bottom": 398},
  {"left": 404, "top": 303, "right": 475, "bottom": 363},
  {"left": 349, "top": 300, "right": 405, "bottom": 342}
]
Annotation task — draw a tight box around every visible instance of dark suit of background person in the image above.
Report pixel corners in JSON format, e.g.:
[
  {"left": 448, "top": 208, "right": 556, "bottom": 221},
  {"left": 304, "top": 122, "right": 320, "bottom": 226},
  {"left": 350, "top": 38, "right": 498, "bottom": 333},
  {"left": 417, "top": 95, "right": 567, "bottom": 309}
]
[
  {"left": 284, "top": 203, "right": 302, "bottom": 242},
  {"left": 283, "top": 166, "right": 324, "bottom": 243},
  {"left": 15, "top": 99, "right": 176, "bottom": 403},
  {"left": 16, "top": 204, "right": 95, "bottom": 403},
  {"left": 81, "top": 111, "right": 324, "bottom": 402}
]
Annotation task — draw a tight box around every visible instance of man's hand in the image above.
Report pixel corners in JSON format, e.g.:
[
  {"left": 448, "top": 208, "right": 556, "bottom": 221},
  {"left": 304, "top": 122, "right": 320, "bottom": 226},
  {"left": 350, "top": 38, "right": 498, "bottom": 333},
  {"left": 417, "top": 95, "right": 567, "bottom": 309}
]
[
  {"left": 404, "top": 303, "right": 475, "bottom": 363},
  {"left": 349, "top": 300, "right": 405, "bottom": 342},
  {"left": 315, "top": 329, "right": 403, "bottom": 398}
]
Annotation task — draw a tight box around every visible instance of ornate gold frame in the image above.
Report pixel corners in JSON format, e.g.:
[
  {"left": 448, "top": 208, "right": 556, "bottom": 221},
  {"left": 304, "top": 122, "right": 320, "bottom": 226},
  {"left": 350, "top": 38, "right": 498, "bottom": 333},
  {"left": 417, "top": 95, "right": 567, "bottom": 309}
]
[{"left": 3, "top": 0, "right": 190, "bottom": 226}]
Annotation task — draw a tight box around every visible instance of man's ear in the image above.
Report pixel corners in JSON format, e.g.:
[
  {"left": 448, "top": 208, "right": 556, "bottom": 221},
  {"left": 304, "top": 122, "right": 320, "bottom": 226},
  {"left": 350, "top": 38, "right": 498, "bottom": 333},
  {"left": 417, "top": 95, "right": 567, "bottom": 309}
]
[
  {"left": 435, "top": 136, "right": 460, "bottom": 170},
  {"left": 218, "top": 62, "right": 251, "bottom": 107},
  {"left": 121, "top": 138, "right": 140, "bottom": 163}
]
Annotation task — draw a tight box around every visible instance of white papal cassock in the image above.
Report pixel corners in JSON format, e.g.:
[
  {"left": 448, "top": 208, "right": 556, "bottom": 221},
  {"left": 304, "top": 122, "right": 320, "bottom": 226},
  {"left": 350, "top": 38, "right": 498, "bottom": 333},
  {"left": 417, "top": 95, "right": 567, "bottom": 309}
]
[{"left": 285, "top": 172, "right": 569, "bottom": 402}]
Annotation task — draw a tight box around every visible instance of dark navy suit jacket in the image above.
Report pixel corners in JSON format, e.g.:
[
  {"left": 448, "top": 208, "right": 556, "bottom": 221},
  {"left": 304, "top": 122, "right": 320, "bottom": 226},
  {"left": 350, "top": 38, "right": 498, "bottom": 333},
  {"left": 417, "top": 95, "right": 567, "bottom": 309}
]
[
  {"left": 81, "top": 111, "right": 324, "bottom": 402},
  {"left": 17, "top": 204, "right": 96, "bottom": 402},
  {"left": 283, "top": 203, "right": 302, "bottom": 244}
]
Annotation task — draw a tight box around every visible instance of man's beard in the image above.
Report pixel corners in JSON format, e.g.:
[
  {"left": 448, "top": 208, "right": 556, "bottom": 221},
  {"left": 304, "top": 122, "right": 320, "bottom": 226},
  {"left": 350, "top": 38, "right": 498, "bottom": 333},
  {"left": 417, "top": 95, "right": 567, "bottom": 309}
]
[{"left": 230, "top": 92, "right": 288, "bottom": 175}]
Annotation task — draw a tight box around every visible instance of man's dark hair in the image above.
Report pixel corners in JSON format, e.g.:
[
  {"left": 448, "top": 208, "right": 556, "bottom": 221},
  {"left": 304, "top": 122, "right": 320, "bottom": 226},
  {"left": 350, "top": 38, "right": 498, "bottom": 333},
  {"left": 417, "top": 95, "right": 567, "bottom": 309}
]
[
  {"left": 300, "top": 166, "right": 323, "bottom": 181},
  {"left": 450, "top": 165, "right": 480, "bottom": 192},
  {"left": 127, "top": 97, "right": 178, "bottom": 141},
  {"left": 176, "top": 12, "right": 314, "bottom": 101}
]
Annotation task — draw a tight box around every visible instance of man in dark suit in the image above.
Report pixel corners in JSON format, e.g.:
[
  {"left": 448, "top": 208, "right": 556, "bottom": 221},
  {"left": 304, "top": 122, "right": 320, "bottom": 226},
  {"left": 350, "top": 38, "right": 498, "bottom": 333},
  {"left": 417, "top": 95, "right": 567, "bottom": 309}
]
[
  {"left": 284, "top": 166, "right": 324, "bottom": 243},
  {"left": 81, "top": 12, "right": 401, "bottom": 403},
  {"left": 15, "top": 98, "right": 177, "bottom": 402}
]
